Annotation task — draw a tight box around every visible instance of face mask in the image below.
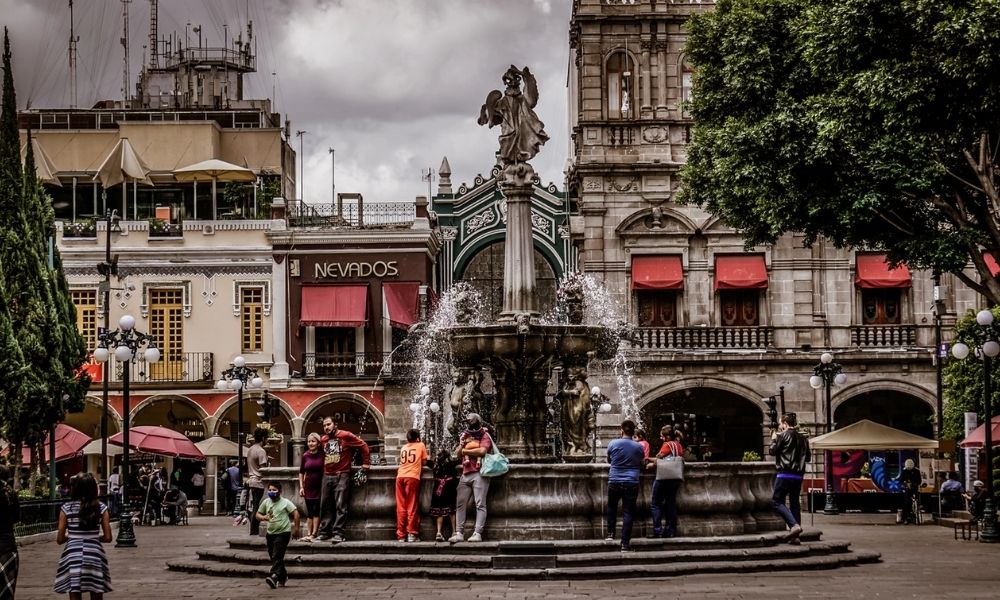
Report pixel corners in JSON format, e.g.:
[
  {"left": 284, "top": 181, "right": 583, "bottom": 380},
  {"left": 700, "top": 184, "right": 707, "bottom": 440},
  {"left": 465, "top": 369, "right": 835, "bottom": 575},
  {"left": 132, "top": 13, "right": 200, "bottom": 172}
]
[
  {"left": 468, "top": 422, "right": 481, "bottom": 431},
  {"left": 267, "top": 491, "right": 279, "bottom": 500}
]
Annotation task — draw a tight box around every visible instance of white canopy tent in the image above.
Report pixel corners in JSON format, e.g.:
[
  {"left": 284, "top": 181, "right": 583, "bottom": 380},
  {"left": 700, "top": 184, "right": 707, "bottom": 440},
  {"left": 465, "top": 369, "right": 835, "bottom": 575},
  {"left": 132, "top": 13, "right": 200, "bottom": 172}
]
[{"left": 194, "top": 436, "right": 249, "bottom": 516}]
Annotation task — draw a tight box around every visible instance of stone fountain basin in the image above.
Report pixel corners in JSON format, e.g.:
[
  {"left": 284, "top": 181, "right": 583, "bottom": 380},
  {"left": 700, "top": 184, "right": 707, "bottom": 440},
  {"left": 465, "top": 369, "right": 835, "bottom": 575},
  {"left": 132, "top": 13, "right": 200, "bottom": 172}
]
[
  {"left": 446, "top": 323, "right": 613, "bottom": 366},
  {"left": 260, "top": 463, "right": 784, "bottom": 541}
]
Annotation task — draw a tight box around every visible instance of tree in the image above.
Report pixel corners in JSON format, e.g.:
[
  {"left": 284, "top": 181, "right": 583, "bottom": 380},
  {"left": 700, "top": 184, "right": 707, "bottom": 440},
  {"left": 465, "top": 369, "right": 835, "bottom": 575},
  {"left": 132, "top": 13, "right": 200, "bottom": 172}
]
[{"left": 679, "top": 0, "right": 1000, "bottom": 303}]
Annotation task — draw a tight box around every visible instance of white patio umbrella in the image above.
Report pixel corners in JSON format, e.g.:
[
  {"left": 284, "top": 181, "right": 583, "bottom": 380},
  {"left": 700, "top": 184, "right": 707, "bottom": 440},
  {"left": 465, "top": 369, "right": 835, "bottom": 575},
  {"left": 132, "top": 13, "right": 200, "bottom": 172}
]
[
  {"left": 173, "top": 159, "right": 256, "bottom": 220},
  {"left": 21, "top": 136, "right": 62, "bottom": 186},
  {"left": 195, "top": 435, "right": 249, "bottom": 516},
  {"left": 93, "top": 138, "right": 152, "bottom": 220}
]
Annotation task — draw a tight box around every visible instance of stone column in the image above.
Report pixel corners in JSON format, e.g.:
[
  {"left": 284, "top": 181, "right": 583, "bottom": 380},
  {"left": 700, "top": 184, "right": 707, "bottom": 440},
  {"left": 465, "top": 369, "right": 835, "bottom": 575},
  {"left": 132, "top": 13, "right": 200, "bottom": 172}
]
[
  {"left": 289, "top": 437, "right": 306, "bottom": 468},
  {"left": 640, "top": 40, "right": 652, "bottom": 112},
  {"left": 499, "top": 163, "right": 538, "bottom": 320},
  {"left": 656, "top": 39, "right": 668, "bottom": 115},
  {"left": 270, "top": 254, "right": 290, "bottom": 387}
]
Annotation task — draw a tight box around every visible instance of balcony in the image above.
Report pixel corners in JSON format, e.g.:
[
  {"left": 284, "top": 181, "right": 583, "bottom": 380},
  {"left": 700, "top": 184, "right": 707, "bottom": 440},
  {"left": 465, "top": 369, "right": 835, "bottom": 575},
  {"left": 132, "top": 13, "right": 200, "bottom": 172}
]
[
  {"left": 851, "top": 325, "right": 917, "bottom": 348},
  {"left": 287, "top": 201, "right": 415, "bottom": 228},
  {"left": 631, "top": 326, "right": 772, "bottom": 351},
  {"left": 303, "top": 352, "right": 418, "bottom": 379},
  {"left": 108, "top": 352, "right": 214, "bottom": 386}
]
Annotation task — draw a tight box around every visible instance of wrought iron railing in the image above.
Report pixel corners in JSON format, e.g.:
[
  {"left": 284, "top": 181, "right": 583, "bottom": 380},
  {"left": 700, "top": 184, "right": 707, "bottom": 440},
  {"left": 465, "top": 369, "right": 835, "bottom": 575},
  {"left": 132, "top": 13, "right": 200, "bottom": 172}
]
[
  {"left": 14, "top": 495, "right": 112, "bottom": 536},
  {"left": 109, "top": 352, "right": 214, "bottom": 384},
  {"left": 303, "top": 352, "right": 419, "bottom": 379},
  {"left": 631, "top": 326, "right": 772, "bottom": 350},
  {"left": 851, "top": 325, "right": 917, "bottom": 348},
  {"left": 287, "top": 201, "right": 415, "bottom": 228}
]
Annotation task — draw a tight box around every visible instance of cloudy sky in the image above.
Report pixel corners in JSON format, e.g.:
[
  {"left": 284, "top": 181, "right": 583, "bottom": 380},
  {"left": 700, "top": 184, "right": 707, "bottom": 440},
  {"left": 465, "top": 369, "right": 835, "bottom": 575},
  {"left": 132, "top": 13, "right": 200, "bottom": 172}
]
[{"left": 1, "top": 0, "right": 572, "bottom": 202}]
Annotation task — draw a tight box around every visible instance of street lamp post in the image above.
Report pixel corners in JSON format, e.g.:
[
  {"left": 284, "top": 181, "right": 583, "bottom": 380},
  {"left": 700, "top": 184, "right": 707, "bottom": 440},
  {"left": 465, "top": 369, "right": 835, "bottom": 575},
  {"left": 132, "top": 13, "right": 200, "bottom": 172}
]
[
  {"left": 809, "top": 352, "right": 847, "bottom": 515},
  {"left": 950, "top": 308, "right": 999, "bottom": 543},
  {"left": 93, "top": 314, "right": 160, "bottom": 548},
  {"left": 589, "top": 385, "right": 613, "bottom": 463},
  {"left": 97, "top": 208, "right": 120, "bottom": 485},
  {"left": 216, "top": 357, "right": 264, "bottom": 482},
  {"left": 409, "top": 384, "right": 440, "bottom": 456}
]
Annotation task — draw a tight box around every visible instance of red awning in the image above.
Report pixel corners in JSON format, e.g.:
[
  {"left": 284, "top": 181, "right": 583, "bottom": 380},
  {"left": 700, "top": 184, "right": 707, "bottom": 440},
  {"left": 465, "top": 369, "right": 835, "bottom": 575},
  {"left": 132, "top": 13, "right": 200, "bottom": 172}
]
[
  {"left": 715, "top": 255, "right": 768, "bottom": 290},
  {"left": 985, "top": 253, "right": 1000, "bottom": 276},
  {"left": 631, "top": 255, "right": 684, "bottom": 290},
  {"left": 300, "top": 285, "right": 368, "bottom": 327},
  {"left": 855, "top": 254, "right": 911, "bottom": 288},
  {"left": 384, "top": 282, "right": 421, "bottom": 329}
]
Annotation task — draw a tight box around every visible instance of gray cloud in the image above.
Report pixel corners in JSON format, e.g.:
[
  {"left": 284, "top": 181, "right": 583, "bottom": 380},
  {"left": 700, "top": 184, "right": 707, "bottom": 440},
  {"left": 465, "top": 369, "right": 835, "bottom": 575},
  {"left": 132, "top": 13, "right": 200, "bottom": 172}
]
[{"left": 2, "top": 0, "right": 571, "bottom": 203}]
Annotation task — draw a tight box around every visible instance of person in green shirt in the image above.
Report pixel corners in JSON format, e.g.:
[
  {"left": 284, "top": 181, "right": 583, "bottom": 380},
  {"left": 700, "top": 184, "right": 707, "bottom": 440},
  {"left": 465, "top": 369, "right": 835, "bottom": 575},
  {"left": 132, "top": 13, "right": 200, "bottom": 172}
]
[{"left": 255, "top": 482, "right": 300, "bottom": 588}]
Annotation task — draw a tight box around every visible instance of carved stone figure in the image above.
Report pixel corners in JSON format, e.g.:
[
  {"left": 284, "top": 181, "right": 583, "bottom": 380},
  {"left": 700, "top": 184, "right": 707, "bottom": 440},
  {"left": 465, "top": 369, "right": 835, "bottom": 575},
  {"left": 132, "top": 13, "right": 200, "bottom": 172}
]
[
  {"left": 447, "top": 367, "right": 472, "bottom": 438},
  {"left": 478, "top": 65, "right": 549, "bottom": 164},
  {"left": 559, "top": 368, "right": 594, "bottom": 454}
]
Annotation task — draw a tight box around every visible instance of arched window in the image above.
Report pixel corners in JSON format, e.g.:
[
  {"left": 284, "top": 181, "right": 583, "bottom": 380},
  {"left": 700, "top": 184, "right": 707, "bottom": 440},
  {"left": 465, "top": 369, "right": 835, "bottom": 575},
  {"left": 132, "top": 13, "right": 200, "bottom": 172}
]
[
  {"left": 460, "top": 242, "right": 557, "bottom": 321},
  {"left": 606, "top": 51, "right": 635, "bottom": 120},
  {"left": 681, "top": 58, "right": 694, "bottom": 118}
]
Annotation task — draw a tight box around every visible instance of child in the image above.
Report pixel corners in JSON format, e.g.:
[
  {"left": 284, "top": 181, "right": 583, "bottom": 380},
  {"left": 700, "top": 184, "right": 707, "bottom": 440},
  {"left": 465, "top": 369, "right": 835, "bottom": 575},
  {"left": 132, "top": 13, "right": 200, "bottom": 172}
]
[
  {"left": 255, "top": 482, "right": 300, "bottom": 588},
  {"left": 429, "top": 449, "right": 461, "bottom": 542},
  {"left": 396, "top": 428, "right": 429, "bottom": 542}
]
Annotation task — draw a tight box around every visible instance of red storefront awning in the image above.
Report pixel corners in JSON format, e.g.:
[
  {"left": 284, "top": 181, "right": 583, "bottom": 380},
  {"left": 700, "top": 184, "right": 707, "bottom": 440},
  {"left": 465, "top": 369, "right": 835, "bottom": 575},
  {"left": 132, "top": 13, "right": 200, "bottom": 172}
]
[
  {"left": 984, "top": 253, "right": 1000, "bottom": 276},
  {"left": 300, "top": 285, "right": 368, "bottom": 327},
  {"left": 714, "top": 255, "right": 768, "bottom": 290},
  {"left": 855, "top": 254, "right": 911, "bottom": 288},
  {"left": 631, "top": 255, "right": 684, "bottom": 290},
  {"left": 384, "top": 282, "right": 421, "bottom": 329}
]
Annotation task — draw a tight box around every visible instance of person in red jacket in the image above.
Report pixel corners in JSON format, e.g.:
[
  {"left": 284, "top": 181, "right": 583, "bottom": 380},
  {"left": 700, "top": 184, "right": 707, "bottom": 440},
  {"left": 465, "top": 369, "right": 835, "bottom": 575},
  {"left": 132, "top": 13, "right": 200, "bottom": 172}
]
[{"left": 314, "top": 416, "right": 370, "bottom": 543}]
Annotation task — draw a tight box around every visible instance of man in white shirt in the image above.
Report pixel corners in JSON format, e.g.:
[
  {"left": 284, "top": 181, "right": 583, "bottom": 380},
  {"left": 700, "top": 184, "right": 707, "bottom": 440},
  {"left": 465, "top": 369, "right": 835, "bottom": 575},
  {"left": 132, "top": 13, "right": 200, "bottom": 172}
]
[{"left": 107, "top": 468, "right": 120, "bottom": 517}]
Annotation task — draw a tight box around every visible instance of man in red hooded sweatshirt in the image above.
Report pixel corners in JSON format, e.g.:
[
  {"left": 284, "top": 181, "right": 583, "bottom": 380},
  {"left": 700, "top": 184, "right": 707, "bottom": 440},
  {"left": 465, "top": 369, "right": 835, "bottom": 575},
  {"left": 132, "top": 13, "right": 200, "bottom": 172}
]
[{"left": 314, "top": 416, "right": 370, "bottom": 543}]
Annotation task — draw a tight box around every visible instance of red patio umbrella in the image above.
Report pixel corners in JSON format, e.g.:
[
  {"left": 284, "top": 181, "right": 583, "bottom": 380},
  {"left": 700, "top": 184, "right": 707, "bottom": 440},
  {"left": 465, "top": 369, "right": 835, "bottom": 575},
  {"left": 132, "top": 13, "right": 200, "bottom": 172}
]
[
  {"left": 0, "top": 423, "right": 91, "bottom": 463},
  {"left": 109, "top": 426, "right": 205, "bottom": 460},
  {"left": 958, "top": 415, "right": 1000, "bottom": 448}
]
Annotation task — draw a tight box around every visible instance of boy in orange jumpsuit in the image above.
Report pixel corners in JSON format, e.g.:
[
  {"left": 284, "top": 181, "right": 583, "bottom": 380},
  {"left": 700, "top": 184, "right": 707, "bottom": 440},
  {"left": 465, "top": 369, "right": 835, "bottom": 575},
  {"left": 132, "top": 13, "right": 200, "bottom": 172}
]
[{"left": 396, "top": 428, "right": 429, "bottom": 542}]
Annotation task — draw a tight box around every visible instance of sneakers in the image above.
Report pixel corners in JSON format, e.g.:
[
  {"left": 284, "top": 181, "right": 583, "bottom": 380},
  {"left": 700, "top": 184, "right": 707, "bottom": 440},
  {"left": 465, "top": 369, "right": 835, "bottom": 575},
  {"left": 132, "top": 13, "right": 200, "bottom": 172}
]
[
  {"left": 620, "top": 544, "right": 633, "bottom": 553},
  {"left": 398, "top": 537, "right": 407, "bottom": 543},
  {"left": 314, "top": 533, "right": 331, "bottom": 542},
  {"left": 448, "top": 533, "right": 464, "bottom": 543},
  {"left": 785, "top": 524, "right": 803, "bottom": 542},
  {"left": 331, "top": 534, "right": 346, "bottom": 544},
  {"left": 406, "top": 534, "right": 419, "bottom": 543},
  {"left": 264, "top": 576, "right": 277, "bottom": 589},
  {"left": 467, "top": 532, "right": 483, "bottom": 542},
  {"left": 605, "top": 533, "right": 615, "bottom": 541},
  {"left": 788, "top": 538, "right": 802, "bottom": 546},
  {"left": 435, "top": 533, "right": 445, "bottom": 542}
]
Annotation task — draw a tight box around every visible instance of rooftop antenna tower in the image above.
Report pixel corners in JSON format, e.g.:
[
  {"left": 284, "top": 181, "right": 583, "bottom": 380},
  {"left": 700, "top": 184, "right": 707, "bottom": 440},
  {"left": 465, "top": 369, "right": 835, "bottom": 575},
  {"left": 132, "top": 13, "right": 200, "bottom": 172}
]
[
  {"left": 148, "top": 0, "right": 158, "bottom": 68},
  {"left": 68, "top": 1, "right": 79, "bottom": 108},
  {"left": 121, "top": 0, "right": 132, "bottom": 103}
]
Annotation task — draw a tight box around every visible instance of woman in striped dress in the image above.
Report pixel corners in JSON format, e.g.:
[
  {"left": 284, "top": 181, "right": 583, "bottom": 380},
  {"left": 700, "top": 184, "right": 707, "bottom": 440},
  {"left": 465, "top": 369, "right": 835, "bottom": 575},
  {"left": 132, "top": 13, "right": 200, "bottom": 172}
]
[{"left": 54, "top": 473, "right": 112, "bottom": 599}]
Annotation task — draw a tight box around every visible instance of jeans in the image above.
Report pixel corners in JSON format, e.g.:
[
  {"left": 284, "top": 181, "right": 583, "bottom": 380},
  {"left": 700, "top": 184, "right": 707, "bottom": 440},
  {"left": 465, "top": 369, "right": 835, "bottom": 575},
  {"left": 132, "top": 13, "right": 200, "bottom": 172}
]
[
  {"left": 455, "top": 472, "right": 490, "bottom": 535},
  {"left": 772, "top": 476, "right": 803, "bottom": 528},
  {"left": 650, "top": 479, "right": 681, "bottom": 537},
  {"left": 248, "top": 487, "right": 265, "bottom": 535},
  {"left": 265, "top": 532, "right": 291, "bottom": 583},
  {"left": 225, "top": 488, "right": 238, "bottom": 514},
  {"left": 317, "top": 472, "right": 352, "bottom": 537},
  {"left": 606, "top": 482, "right": 639, "bottom": 546}
]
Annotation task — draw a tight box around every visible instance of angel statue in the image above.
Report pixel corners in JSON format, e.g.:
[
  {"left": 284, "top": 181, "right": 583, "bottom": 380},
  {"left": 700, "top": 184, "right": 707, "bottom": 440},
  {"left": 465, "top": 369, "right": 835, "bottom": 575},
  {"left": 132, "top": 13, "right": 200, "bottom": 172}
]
[{"left": 478, "top": 65, "right": 550, "bottom": 164}]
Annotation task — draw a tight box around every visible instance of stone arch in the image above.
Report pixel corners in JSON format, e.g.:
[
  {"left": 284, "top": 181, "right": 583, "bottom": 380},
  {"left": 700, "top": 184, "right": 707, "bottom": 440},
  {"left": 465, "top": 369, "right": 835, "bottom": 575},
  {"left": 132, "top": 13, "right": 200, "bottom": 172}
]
[
  {"left": 831, "top": 379, "right": 936, "bottom": 414},
  {"left": 602, "top": 47, "right": 640, "bottom": 119},
  {"left": 300, "top": 392, "right": 386, "bottom": 438},
  {"left": 212, "top": 392, "right": 294, "bottom": 427},
  {"left": 213, "top": 391, "right": 296, "bottom": 466},
  {"left": 453, "top": 231, "right": 563, "bottom": 282},
  {"left": 615, "top": 207, "right": 698, "bottom": 236},
  {"left": 831, "top": 380, "right": 936, "bottom": 438},
  {"left": 453, "top": 237, "right": 561, "bottom": 321},
  {"left": 130, "top": 394, "right": 209, "bottom": 440},
  {"left": 63, "top": 395, "right": 122, "bottom": 439},
  {"left": 640, "top": 377, "right": 771, "bottom": 415}
]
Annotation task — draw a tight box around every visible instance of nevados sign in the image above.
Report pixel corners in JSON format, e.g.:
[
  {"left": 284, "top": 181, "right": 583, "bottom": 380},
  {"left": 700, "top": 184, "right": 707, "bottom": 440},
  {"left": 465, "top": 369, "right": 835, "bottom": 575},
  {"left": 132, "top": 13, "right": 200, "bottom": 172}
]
[{"left": 314, "top": 261, "right": 399, "bottom": 279}]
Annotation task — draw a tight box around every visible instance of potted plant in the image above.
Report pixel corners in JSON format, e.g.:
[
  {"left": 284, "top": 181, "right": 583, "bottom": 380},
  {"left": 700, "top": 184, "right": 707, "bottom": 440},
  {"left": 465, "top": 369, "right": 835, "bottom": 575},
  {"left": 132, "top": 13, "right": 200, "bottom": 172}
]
[
  {"left": 148, "top": 217, "right": 182, "bottom": 238},
  {"left": 63, "top": 219, "right": 97, "bottom": 238}
]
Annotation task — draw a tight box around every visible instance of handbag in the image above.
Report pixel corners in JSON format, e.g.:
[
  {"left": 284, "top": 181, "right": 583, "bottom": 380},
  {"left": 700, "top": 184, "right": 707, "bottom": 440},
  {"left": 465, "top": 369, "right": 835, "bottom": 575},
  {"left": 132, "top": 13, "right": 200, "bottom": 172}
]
[
  {"left": 479, "top": 435, "right": 510, "bottom": 478},
  {"left": 655, "top": 441, "right": 684, "bottom": 481}
]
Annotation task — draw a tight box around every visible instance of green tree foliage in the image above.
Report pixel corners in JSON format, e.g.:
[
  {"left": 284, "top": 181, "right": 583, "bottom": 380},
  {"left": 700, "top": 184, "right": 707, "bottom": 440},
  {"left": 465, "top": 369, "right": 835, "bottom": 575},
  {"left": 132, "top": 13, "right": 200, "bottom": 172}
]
[
  {"left": 942, "top": 308, "right": 1000, "bottom": 440},
  {"left": 680, "top": 0, "right": 1000, "bottom": 303}
]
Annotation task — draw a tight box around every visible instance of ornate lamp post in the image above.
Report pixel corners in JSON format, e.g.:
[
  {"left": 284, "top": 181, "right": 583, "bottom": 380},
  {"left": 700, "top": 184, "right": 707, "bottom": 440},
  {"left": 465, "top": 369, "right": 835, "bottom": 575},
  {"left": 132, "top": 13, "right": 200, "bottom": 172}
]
[
  {"left": 409, "top": 384, "right": 441, "bottom": 456},
  {"left": 589, "top": 385, "right": 612, "bottom": 463},
  {"left": 809, "top": 352, "right": 847, "bottom": 515},
  {"left": 93, "top": 314, "right": 160, "bottom": 547},
  {"left": 950, "top": 308, "right": 999, "bottom": 543},
  {"left": 216, "top": 357, "right": 263, "bottom": 481}
]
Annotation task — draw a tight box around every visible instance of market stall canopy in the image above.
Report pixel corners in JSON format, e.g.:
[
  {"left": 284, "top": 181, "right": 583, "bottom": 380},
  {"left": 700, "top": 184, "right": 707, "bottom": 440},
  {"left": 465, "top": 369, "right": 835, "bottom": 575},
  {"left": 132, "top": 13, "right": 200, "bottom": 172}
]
[
  {"left": 109, "top": 426, "right": 204, "bottom": 460},
  {"left": 195, "top": 435, "right": 249, "bottom": 457},
  {"left": 94, "top": 138, "right": 152, "bottom": 188},
  {"left": 21, "top": 136, "right": 62, "bottom": 186},
  {"left": 81, "top": 439, "right": 122, "bottom": 457},
  {"left": 809, "top": 419, "right": 938, "bottom": 450},
  {"left": 0, "top": 424, "right": 91, "bottom": 463},
  {"left": 958, "top": 415, "right": 1000, "bottom": 448}
]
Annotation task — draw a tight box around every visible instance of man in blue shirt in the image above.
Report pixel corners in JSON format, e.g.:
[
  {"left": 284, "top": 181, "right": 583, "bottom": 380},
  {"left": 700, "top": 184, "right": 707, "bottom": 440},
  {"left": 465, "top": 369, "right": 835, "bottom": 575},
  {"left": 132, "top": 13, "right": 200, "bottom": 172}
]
[{"left": 606, "top": 419, "right": 645, "bottom": 552}]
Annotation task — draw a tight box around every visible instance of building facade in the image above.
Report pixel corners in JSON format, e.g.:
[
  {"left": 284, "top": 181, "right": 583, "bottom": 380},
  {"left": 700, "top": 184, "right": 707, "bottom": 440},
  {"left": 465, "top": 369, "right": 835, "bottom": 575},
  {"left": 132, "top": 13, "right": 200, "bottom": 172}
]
[{"left": 566, "top": 0, "right": 980, "bottom": 482}]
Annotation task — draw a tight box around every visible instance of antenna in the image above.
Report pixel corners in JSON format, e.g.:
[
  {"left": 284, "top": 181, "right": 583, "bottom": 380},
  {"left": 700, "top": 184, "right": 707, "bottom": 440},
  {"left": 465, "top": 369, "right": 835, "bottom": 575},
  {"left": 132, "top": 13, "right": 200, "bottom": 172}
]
[
  {"left": 121, "top": 0, "right": 132, "bottom": 103},
  {"left": 68, "top": 1, "right": 79, "bottom": 108},
  {"left": 148, "top": 0, "right": 158, "bottom": 68},
  {"left": 421, "top": 168, "right": 436, "bottom": 212}
]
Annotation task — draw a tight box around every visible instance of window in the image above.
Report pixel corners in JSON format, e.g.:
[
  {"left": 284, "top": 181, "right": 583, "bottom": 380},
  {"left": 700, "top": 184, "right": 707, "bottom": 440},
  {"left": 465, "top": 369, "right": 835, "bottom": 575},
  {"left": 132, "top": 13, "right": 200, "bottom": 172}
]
[
  {"left": 460, "top": 242, "right": 557, "bottom": 322},
  {"left": 681, "top": 60, "right": 694, "bottom": 117},
  {"left": 149, "top": 289, "right": 184, "bottom": 376},
  {"left": 606, "top": 51, "right": 635, "bottom": 119},
  {"left": 720, "top": 291, "right": 760, "bottom": 327},
  {"left": 70, "top": 290, "right": 98, "bottom": 351},
  {"left": 241, "top": 287, "right": 264, "bottom": 352},
  {"left": 637, "top": 292, "right": 678, "bottom": 327},
  {"left": 861, "top": 290, "right": 901, "bottom": 325}
]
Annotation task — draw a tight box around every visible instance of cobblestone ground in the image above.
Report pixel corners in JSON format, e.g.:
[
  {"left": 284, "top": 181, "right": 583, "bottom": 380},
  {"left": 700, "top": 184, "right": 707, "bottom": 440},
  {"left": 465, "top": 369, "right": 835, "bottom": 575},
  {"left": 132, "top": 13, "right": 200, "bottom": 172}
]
[{"left": 16, "top": 513, "right": 1000, "bottom": 599}]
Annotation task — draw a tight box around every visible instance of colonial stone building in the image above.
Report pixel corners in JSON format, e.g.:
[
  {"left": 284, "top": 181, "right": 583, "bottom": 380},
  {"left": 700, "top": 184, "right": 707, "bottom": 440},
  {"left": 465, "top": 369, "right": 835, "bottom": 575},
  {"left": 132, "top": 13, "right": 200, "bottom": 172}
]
[{"left": 566, "top": 0, "right": 982, "bottom": 485}]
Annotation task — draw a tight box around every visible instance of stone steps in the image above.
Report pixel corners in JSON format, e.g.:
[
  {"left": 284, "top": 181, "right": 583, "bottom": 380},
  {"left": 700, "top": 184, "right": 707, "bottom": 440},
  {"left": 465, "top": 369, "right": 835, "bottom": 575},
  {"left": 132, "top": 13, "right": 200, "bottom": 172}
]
[{"left": 166, "top": 530, "right": 881, "bottom": 580}]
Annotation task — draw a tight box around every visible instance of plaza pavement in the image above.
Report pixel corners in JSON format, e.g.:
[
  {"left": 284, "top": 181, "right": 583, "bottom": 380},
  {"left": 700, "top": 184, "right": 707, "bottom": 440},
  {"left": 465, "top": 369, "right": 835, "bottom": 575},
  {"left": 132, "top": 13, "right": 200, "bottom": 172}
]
[{"left": 15, "top": 512, "right": 1000, "bottom": 599}]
